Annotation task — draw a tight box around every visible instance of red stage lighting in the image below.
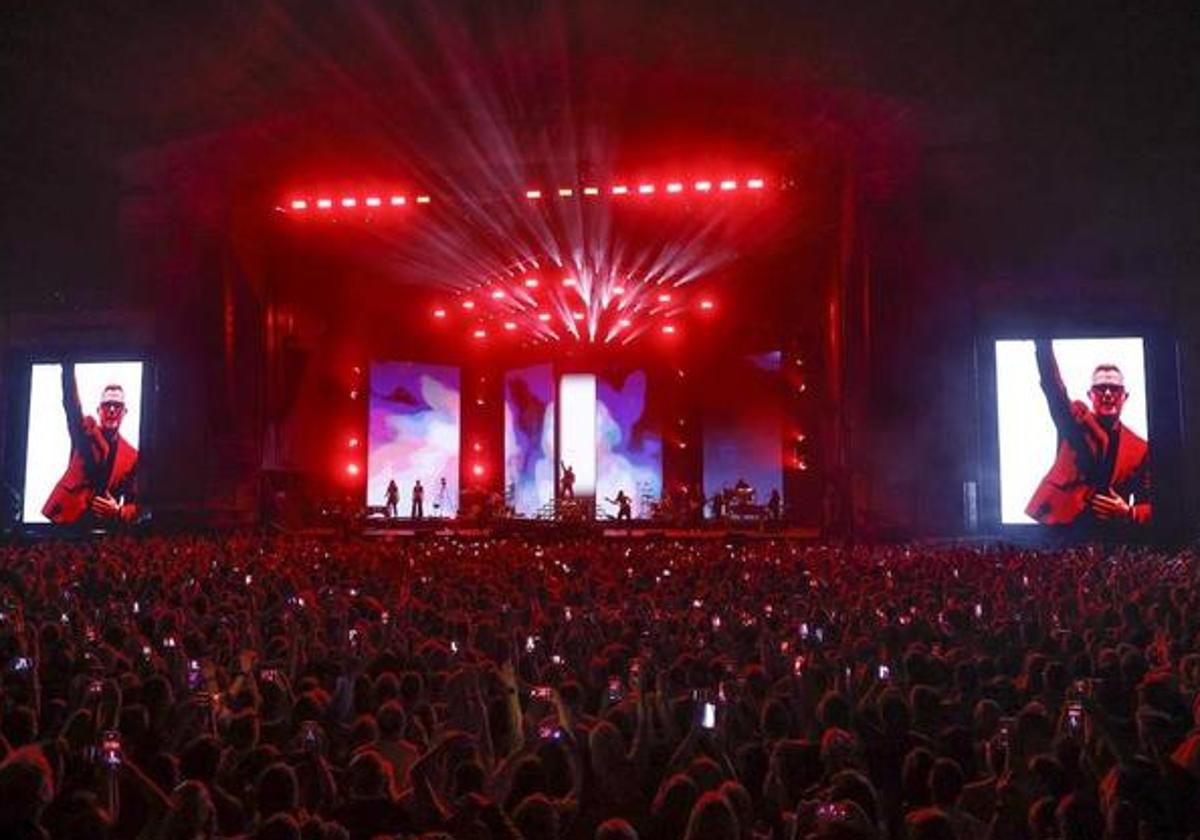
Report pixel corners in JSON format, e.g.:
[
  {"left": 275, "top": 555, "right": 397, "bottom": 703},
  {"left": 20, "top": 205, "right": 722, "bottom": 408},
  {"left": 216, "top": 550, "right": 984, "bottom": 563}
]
[
  {"left": 638, "top": 184, "right": 655, "bottom": 195},
  {"left": 562, "top": 277, "right": 577, "bottom": 287},
  {"left": 503, "top": 321, "right": 517, "bottom": 331},
  {"left": 572, "top": 311, "right": 585, "bottom": 321},
  {"left": 472, "top": 463, "right": 485, "bottom": 477},
  {"left": 747, "top": 178, "right": 765, "bottom": 189},
  {"left": 611, "top": 286, "right": 625, "bottom": 295},
  {"left": 694, "top": 180, "right": 712, "bottom": 192},
  {"left": 617, "top": 318, "right": 632, "bottom": 328},
  {"left": 473, "top": 328, "right": 487, "bottom": 339},
  {"left": 317, "top": 198, "right": 333, "bottom": 209},
  {"left": 523, "top": 277, "right": 539, "bottom": 288},
  {"left": 582, "top": 186, "right": 600, "bottom": 196},
  {"left": 433, "top": 308, "right": 447, "bottom": 318},
  {"left": 537, "top": 312, "right": 551, "bottom": 322},
  {"left": 525, "top": 189, "right": 542, "bottom": 199},
  {"left": 290, "top": 199, "right": 308, "bottom": 211},
  {"left": 365, "top": 196, "right": 382, "bottom": 207},
  {"left": 348, "top": 436, "right": 360, "bottom": 448},
  {"left": 666, "top": 182, "right": 683, "bottom": 194},
  {"left": 415, "top": 195, "right": 431, "bottom": 204},
  {"left": 699, "top": 299, "right": 714, "bottom": 310},
  {"left": 611, "top": 185, "right": 629, "bottom": 195},
  {"left": 389, "top": 195, "right": 406, "bottom": 206},
  {"left": 341, "top": 197, "right": 357, "bottom": 207},
  {"left": 461, "top": 300, "right": 475, "bottom": 310},
  {"left": 661, "top": 324, "right": 676, "bottom": 334},
  {"left": 720, "top": 179, "right": 737, "bottom": 191},
  {"left": 658, "top": 292, "right": 672, "bottom": 303},
  {"left": 346, "top": 463, "right": 360, "bottom": 476},
  {"left": 491, "top": 289, "right": 505, "bottom": 300},
  {"left": 558, "top": 188, "right": 573, "bottom": 197}
]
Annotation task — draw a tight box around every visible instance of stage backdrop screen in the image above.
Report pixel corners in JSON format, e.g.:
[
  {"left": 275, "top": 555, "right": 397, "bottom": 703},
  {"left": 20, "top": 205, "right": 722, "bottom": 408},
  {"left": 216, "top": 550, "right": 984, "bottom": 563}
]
[
  {"left": 24, "top": 361, "right": 145, "bottom": 525},
  {"left": 504, "top": 363, "right": 555, "bottom": 517},
  {"left": 596, "top": 369, "right": 662, "bottom": 520},
  {"left": 703, "top": 352, "right": 782, "bottom": 516},
  {"left": 995, "top": 337, "right": 1149, "bottom": 526},
  {"left": 368, "top": 361, "right": 460, "bottom": 517}
]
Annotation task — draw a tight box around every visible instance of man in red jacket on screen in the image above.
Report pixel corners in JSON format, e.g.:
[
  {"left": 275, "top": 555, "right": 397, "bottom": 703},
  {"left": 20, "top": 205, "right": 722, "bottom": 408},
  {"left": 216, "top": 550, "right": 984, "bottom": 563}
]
[
  {"left": 1025, "top": 339, "right": 1150, "bottom": 528},
  {"left": 42, "top": 362, "right": 139, "bottom": 525}
]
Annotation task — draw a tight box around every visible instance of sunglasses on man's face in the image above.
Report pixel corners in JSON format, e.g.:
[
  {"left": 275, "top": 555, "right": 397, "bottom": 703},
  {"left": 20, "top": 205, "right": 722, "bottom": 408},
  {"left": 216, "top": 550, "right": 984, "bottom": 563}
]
[
  {"left": 1089, "top": 384, "right": 1126, "bottom": 396},
  {"left": 100, "top": 402, "right": 126, "bottom": 414}
]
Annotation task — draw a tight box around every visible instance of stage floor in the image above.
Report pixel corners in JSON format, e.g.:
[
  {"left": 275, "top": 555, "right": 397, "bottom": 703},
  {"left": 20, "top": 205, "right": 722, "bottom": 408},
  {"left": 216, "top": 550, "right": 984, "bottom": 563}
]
[{"left": 357, "top": 518, "right": 820, "bottom": 540}]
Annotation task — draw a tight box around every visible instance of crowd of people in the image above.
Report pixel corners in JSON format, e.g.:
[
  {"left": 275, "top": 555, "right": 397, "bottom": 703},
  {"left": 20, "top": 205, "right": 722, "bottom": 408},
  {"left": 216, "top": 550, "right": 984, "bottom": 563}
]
[{"left": 1, "top": 534, "right": 1199, "bottom": 840}]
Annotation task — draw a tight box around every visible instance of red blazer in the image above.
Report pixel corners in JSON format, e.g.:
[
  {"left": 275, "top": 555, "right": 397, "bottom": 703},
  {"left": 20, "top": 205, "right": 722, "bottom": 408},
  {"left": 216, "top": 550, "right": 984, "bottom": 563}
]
[
  {"left": 41, "top": 366, "right": 139, "bottom": 525},
  {"left": 1025, "top": 343, "right": 1150, "bottom": 526}
]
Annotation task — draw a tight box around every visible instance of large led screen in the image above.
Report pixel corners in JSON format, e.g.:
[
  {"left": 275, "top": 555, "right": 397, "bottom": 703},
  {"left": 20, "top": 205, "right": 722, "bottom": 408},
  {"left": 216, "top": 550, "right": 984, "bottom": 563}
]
[
  {"left": 368, "top": 362, "right": 461, "bottom": 517},
  {"left": 24, "top": 361, "right": 145, "bottom": 525},
  {"left": 596, "top": 370, "right": 662, "bottom": 520},
  {"left": 703, "top": 352, "right": 782, "bottom": 517},
  {"left": 995, "top": 338, "right": 1150, "bottom": 527},
  {"left": 504, "top": 363, "right": 555, "bottom": 517}
]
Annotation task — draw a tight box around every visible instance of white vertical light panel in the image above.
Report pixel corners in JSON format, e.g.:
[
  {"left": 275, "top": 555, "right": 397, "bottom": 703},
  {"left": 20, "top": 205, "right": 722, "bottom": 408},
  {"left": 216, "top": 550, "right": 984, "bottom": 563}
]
[{"left": 559, "top": 373, "right": 597, "bottom": 496}]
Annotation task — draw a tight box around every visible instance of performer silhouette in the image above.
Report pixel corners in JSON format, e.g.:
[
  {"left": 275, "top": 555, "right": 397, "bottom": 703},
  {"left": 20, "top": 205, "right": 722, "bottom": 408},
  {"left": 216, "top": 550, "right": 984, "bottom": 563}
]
[
  {"left": 606, "top": 490, "right": 633, "bottom": 521},
  {"left": 411, "top": 480, "right": 424, "bottom": 520},
  {"left": 560, "top": 463, "right": 575, "bottom": 499},
  {"left": 385, "top": 479, "right": 399, "bottom": 518}
]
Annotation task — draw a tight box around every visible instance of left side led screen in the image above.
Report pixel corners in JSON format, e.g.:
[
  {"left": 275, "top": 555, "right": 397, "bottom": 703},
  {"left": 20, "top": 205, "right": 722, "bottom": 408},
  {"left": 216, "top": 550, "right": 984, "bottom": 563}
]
[
  {"left": 24, "top": 361, "right": 145, "bottom": 525},
  {"left": 368, "top": 362, "right": 461, "bottom": 517}
]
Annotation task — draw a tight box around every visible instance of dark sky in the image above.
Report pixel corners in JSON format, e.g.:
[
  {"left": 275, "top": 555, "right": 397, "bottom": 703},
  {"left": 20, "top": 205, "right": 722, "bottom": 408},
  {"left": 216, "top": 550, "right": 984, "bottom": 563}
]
[{"left": 2, "top": 0, "right": 1197, "bottom": 304}]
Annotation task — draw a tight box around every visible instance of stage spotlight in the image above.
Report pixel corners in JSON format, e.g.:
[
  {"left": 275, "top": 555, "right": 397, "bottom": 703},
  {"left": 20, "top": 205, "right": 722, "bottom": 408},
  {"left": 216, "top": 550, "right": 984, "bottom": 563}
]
[
  {"left": 658, "top": 292, "right": 672, "bottom": 303},
  {"left": 572, "top": 311, "right": 585, "bottom": 321},
  {"left": 720, "top": 179, "right": 737, "bottom": 191},
  {"left": 611, "top": 286, "right": 625, "bottom": 296},
  {"left": 317, "top": 198, "right": 333, "bottom": 209},
  {"left": 365, "top": 196, "right": 382, "bottom": 207},
  {"left": 537, "top": 312, "right": 551, "bottom": 322},
  {"left": 491, "top": 289, "right": 506, "bottom": 299},
  {"left": 346, "top": 463, "right": 360, "bottom": 476},
  {"left": 524, "top": 277, "right": 539, "bottom": 288},
  {"left": 694, "top": 181, "right": 712, "bottom": 192},
  {"left": 558, "top": 188, "right": 573, "bottom": 197},
  {"left": 562, "top": 277, "right": 577, "bottom": 287},
  {"left": 617, "top": 318, "right": 631, "bottom": 328},
  {"left": 661, "top": 324, "right": 676, "bottom": 334},
  {"left": 638, "top": 184, "right": 655, "bottom": 195},
  {"left": 747, "top": 178, "right": 765, "bottom": 189},
  {"left": 415, "top": 195, "right": 431, "bottom": 204},
  {"left": 582, "top": 186, "right": 600, "bottom": 196},
  {"left": 341, "top": 197, "right": 357, "bottom": 207},
  {"left": 472, "top": 463, "right": 485, "bottom": 477},
  {"left": 290, "top": 199, "right": 308, "bottom": 211},
  {"left": 525, "top": 189, "right": 542, "bottom": 199},
  {"left": 666, "top": 182, "right": 683, "bottom": 194},
  {"left": 611, "top": 185, "right": 629, "bottom": 195},
  {"left": 433, "top": 308, "right": 447, "bottom": 318},
  {"left": 699, "top": 299, "right": 714, "bottom": 310},
  {"left": 503, "top": 321, "right": 517, "bottom": 331},
  {"left": 389, "top": 195, "right": 406, "bottom": 206},
  {"left": 473, "top": 328, "right": 487, "bottom": 339},
  {"left": 348, "top": 436, "right": 360, "bottom": 448},
  {"left": 461, "top": 300, "right": 475, "bottom": 310}
]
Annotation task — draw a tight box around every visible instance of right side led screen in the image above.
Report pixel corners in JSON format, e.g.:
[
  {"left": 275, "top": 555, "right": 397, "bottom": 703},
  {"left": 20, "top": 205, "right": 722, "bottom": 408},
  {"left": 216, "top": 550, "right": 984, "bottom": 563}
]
[
  {"left": 702, "top": 352, "right": 783, "bottom": 516},
  {"left": 995, "top": 337, "right": 1150, "bottom": 528}
]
